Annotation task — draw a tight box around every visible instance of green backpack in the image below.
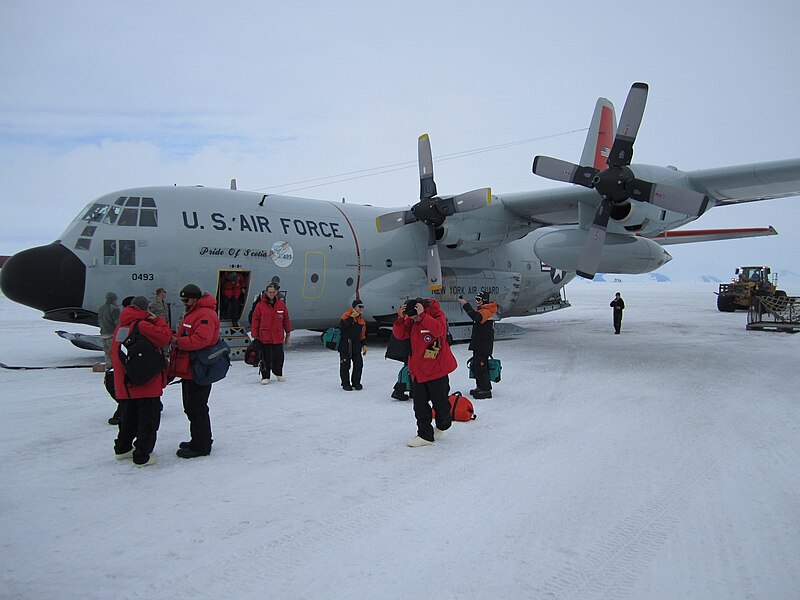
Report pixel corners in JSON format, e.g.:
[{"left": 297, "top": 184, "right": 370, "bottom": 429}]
[{"left": 322, "top": 327, "right": 341, "bottom": 351}]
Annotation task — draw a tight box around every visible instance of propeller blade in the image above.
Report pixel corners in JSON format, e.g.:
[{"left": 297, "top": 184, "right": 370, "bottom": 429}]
[
  {"left": 576, "top": 199, "right": 613, "bottom": 279},
  {"left": 533, "top": 156, "right": 597, "bottom": 188},
  {"left": 425, "top": 224, "right": 443, "bottom": 290},
  {"left": 607, "top": 82, "right": 649, "bottom": 167},
  {"left": 418, "top": 134, "right": 437, "bottom": 200},
  {"left": 375, "top": 210, "right": 417, "bottom": 232},
  {"left": 438, "top": 187, "right": 492, "bottom": 216},
  {"left": 628, "top": 179, "right": 710, "bottom": 217}
]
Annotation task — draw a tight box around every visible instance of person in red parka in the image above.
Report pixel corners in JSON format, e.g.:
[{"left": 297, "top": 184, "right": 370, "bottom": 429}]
[
  {"left": 169, "top": 284, "right": 220, "bottom": 459},
  {"left": 111, "top": 296, "right": 172, "bottom": 466},
  {"left": 220, "top": 271, "right": 246, "bottom": 326},
  {"left": 251, "top": 282, "right": 292, "bottom": 384},
  {"left": 392, "top": 297, "right": 457, "bottom": 447}
]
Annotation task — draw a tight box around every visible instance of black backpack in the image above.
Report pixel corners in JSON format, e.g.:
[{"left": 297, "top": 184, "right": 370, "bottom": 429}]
[{"left": 117, "top": 321, "right": 166, "bottom": 385}]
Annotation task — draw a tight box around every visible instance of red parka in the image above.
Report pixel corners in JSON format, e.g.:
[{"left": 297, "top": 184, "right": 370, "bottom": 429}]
[
  {"left": 252, "top": 297, "right": 292, "bottom": 344},
  {"left": 169, "top": 293, "right": 221, "bottom": 380},
  {"left": 111, "top": 306, "right": 173, "bottom": 398},
  {"left": 392, "top": 299, "right": 457, "bottom": 383}
]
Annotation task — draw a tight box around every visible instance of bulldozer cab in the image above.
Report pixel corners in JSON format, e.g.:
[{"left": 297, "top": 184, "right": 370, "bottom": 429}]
[{"left": 735, "top": 266, "right": 771, "bottom": 284}]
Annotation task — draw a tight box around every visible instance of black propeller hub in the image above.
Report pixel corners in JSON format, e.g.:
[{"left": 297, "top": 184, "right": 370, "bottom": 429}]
[
  {"left": 592, "top": 166, "right": 635, "bottom": 203},
  {"left": 411, "top": 198, "right": 447, "bottom": 227}
]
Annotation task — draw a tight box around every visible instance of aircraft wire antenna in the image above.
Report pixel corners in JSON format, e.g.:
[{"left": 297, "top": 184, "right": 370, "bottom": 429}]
[{"left": 253, "top": 128, "right": 587, "bottom": 195}]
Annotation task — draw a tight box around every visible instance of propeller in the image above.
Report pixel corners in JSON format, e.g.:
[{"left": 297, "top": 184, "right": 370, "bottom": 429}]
[
  {"left": 376, "top": 134, "right": 491, "bottom": 290},
  {"left": 532, "top": 82, "right": 710, "bottom": 279}
]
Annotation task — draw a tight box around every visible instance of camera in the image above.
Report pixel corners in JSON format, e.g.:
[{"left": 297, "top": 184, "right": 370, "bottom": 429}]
[{"left": 404, "top": 298, "right": 423, "bottom": 316}]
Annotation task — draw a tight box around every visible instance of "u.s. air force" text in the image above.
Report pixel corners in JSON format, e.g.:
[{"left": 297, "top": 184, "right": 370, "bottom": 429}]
[{"left": 182, "top": 212, "right": 344, "bottom": 238}]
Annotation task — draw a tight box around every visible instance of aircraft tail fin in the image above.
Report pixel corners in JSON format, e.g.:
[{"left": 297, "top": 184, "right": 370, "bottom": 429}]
[{"left": 579, "top": 97, "right": 616, "bottom": 170}]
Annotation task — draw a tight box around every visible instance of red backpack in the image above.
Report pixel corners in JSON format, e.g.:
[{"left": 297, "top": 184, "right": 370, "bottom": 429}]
[{"left": 433, "top": 391, "right": 476, "bottom": 422}]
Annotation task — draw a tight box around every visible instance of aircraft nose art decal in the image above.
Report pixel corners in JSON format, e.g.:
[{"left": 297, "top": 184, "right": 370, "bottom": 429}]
[{"left": 269, "top": 241, "right": 294, "bottom": 267}]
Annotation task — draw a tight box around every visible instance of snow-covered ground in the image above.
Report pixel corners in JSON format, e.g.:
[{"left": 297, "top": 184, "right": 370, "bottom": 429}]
[{"left": 2, "top": 282, "right": 799, "bottom": 600}]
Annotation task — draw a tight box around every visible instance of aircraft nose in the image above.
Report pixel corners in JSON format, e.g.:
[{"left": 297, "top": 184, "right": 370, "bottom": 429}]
[{"left": 0, "top": 242, "right": 87, "bottom": 319}]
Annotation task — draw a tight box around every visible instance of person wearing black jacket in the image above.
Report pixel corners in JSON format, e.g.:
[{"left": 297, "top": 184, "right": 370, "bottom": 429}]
[
  {"left": 339, "top": 300, "right": 367, "bottom": 390},
  {"left": 458, "top": 291, "right": 498, "bottom": 399},
  {"left": 610, "top": 292, "right": 625, "bottom": 334}
]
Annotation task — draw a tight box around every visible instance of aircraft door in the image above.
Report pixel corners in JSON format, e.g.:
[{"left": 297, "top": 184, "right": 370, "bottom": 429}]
[
  {"left": 302, "top": 251, "right": 326, "bottom": 298},
  {"left": 216, "top": 270, "right": 251, "bottom": 326}
]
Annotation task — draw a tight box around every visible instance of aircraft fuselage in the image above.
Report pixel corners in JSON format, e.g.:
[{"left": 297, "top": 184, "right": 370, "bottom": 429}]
[{"left": 0, "top": 186, "right": 576, "bottom": 331}]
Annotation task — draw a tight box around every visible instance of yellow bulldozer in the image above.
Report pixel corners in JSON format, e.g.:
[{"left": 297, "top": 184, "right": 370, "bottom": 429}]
[{"left": 716, "top": 266, "right": 786, "bottom": 312}]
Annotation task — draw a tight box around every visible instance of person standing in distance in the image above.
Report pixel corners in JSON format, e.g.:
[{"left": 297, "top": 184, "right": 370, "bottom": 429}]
[
  {"left": 458, "top": 291, "right": 498, "bottom": 399},
  {"left": 148, "top": 287, "right": 169, "bottom": 322},
  {"left": 98, "top": 292, "right": 120, "bottom": 369},
  {"left": 610, "top": 292, "right": 625, "bottom": 334},
  {"left": 169, "top": 284, "right": 220, "bottom": 459},
  {"left": 251, "top": 282, "right": 292, "bottom": 384},
  {"left": 339, "top": 300, "right": 367, "bottom": 391},
  {"left": 111, "top": 296, "right": 172, "bottom": 467},
  {"left": 392, "top": 298, "right": 458, "bottom": 447}
]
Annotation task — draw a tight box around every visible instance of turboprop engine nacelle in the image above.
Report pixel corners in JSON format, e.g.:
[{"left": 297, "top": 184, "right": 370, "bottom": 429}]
[{"left": 534, "top": 229, "right": 671, "bottom": 274}]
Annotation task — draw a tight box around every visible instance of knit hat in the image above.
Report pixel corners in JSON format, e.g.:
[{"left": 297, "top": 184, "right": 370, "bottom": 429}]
[
  {"left": 105, "top": 292, "right": 118, "bottom": 303},
  {"left": 131, "top": 296, "right": 149, "bottom": 311},
  {"left": 121, "top": 296, "right": 134, "bottom": 307},
  {"left": 352, "top": 299, "right": 364, "bottom": 308},
  {"left": 180, "top": 284, "right": 202, "bottom": 299}
]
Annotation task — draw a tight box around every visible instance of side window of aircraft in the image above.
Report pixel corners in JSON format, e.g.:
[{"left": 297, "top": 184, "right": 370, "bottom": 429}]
[
  {"left": 104, "top": 240, "right": 117, "bottom": 265},
  {"left": 75, "top": 238, "right": 92, "bottom": 251},
  {"left": 119, "top": 240, "right": 136, "bottom": 265}
]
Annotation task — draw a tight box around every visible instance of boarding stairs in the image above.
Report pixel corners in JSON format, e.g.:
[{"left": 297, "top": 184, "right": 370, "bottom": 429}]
[{"left": 220, "top": 321, "right": 251, "bottom": 360}]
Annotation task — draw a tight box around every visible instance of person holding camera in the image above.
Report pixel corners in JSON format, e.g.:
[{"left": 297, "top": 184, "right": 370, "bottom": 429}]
[
  {"left": 339, "top": 299, "right": 367, "bottom": 391},
  {"left": 392, "top": 297, "right": 458, "bottom": 447},
  {"left": 458, "top": 291, "right": 498, "bottom": 399}
]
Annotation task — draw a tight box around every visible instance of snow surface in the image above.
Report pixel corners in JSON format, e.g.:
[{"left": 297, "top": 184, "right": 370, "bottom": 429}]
[{"left": 2, "top": 282, "right": 799, "bottom": 600}]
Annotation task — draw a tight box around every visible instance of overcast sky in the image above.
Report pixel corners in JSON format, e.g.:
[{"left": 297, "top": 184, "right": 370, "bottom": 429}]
[{"left": 2, "top": 0, "right": 799, "bottom": 277}]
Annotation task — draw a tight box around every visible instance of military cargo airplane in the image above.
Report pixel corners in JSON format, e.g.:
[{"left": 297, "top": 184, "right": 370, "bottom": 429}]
[{"left": 2, "top": 82, "right": 800, "bottom": 347}]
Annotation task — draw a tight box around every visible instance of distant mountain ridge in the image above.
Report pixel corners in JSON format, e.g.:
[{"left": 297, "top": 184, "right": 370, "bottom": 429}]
[{"left": 588, "top": 269, "right": 800, "bottom": 285}]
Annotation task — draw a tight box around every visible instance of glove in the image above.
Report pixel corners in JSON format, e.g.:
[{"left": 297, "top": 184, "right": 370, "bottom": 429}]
[
  {"left": 361, "top": 345, "right": 367, "bottom": 356},
  {"left": 284, "top": 335, "right": 291, "bottom": 348}
]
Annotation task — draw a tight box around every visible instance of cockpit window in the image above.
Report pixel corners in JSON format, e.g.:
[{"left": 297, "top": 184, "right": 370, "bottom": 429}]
[
  {"left": 103, "top": 205, "right": 122, "bottom": 225},
  {"left": 139, "top": 209, "right": 158, "bottom": 227},
  {"left": 118, "top": 209, "right": 139, "bottom": 226},
  {"left": 79, "top": 196, "right": 159, "bottom": 229},
  {"left": 81, "top": 204, "right": 108, "bottom": 223}
]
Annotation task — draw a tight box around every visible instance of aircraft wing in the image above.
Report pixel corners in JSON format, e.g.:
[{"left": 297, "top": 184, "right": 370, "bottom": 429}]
[
  {"left": 688, "top": 158, "right": 800, "bottom": 205},
  {"left": 499, "top": 186, "right": 589, "bottom": 225},
  {"left": 642, "top": 226, "right": 778, "bottom": 246}
]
